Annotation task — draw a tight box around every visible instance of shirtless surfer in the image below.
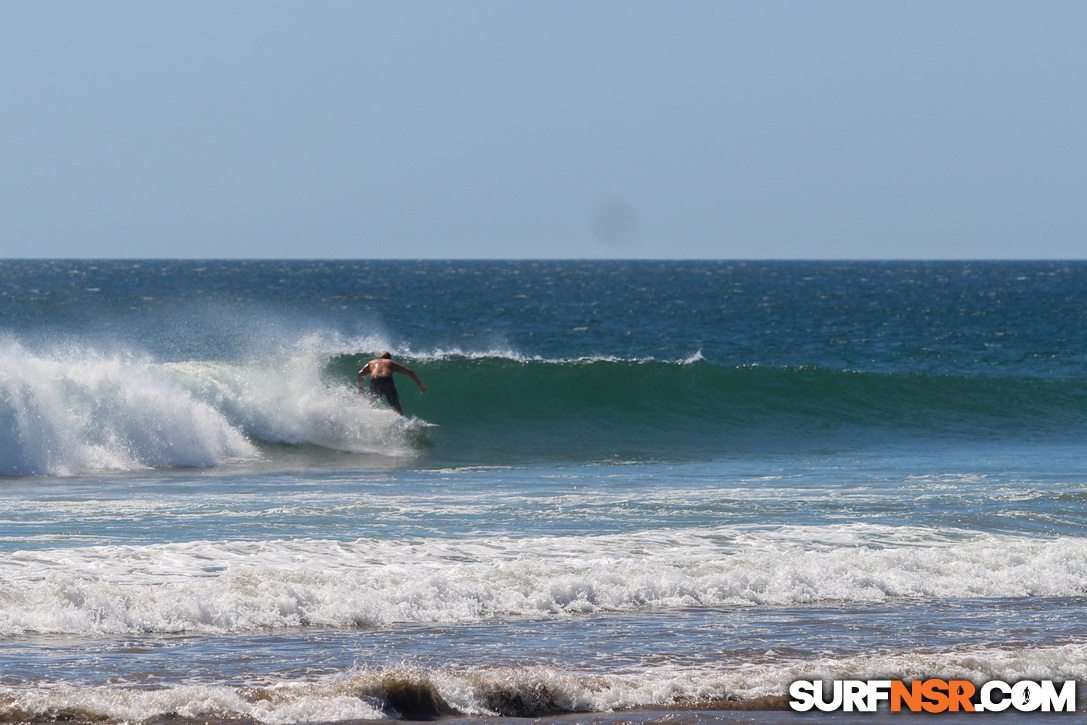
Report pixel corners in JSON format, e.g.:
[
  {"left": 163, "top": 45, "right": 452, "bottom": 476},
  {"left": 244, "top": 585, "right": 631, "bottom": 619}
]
[{"left": 358, "top": 352, "right": 426, "bottom": 415}]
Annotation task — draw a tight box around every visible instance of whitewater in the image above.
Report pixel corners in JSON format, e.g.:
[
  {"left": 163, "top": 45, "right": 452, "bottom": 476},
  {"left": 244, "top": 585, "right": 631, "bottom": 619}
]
[
  {"left": 1, "top": 260, "right": 1086, "bottom": 723},
  {"left": 0, "top": 339, "right": 429, "bottom": 476}
]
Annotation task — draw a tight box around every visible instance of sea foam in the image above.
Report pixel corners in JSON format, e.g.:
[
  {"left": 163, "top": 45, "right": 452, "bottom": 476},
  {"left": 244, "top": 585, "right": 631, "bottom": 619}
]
[
  {"left": 0, "top": 344, "right": 257, "bottom": 476},
  {"left": 168, "top": 348, "right": 411, "bottom": 456},
  {"left": 2, "top": 526, "right": 1085, "bottom": 636},
  {"left": 3, "top": 643, "right": 1085, "bottom": 723},
  {"left": 0, "top": 342, "right": 414, "bottom": 476}
]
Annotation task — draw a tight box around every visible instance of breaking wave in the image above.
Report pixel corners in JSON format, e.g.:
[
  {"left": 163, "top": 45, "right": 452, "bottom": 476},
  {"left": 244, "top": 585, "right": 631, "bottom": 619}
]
[{"left": 4, "top": 341, "right": 1086, "bottom": 476}]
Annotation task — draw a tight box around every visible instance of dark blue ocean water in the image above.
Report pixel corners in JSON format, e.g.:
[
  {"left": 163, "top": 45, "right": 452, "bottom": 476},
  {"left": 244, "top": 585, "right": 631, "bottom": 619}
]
[
  {"left": 6, "top": 260, "right": 1087, "bottom": 375},
  {"left": 1, "top": 261, "right": 1085, "bottom": 722}
]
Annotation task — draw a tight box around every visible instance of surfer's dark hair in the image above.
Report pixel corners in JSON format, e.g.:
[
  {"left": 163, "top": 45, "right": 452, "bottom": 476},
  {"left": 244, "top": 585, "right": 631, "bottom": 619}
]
[{"left": 380, "top": 351, "right": 392, "bottom": 359}]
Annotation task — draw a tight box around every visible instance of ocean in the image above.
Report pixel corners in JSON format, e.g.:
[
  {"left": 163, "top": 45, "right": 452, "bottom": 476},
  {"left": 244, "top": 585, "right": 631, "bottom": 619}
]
[{"left": 1, "top": 260, "right": 1085, "bottom": 724}]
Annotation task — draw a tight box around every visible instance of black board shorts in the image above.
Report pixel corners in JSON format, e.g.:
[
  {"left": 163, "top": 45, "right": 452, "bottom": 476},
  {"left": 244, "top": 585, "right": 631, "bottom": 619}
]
[{"left": 368, "top": 376, "right": 400, "bottom": 408}]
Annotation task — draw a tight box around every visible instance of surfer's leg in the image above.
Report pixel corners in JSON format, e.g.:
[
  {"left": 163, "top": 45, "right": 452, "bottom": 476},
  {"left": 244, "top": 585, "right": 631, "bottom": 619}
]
[
  {"left": 369, "top": 377, "right": 403, "bottom": 415},
  {"left": 385, "top": 383, "right": 402, "bottom": 415}
]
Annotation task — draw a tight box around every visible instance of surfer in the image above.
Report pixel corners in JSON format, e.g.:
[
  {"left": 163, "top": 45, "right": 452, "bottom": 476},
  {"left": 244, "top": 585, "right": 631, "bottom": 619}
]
[{"left": 358, "top": 352, "right": 426, "bottom": 415}]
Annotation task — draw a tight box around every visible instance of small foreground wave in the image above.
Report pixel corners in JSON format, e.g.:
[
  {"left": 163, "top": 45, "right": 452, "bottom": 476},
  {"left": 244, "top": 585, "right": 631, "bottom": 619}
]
[
  {"left": 2, "top": 644, "right": 1085, "bottom": 723},
  {"left": 2, "top": 526, "right": 1085, "bottom": 636}
]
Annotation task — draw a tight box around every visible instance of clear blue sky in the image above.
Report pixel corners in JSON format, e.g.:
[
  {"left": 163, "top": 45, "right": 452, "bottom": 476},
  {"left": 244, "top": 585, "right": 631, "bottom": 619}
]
[{"left": 2, "top": 1, "right": 1084, "bottom": 259}]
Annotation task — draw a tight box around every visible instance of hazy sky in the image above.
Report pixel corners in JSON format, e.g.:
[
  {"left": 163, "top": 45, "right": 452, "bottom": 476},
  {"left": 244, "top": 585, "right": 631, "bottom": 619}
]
[{"left": 2, "top": 1, "right": 1085, "bottom": 259}]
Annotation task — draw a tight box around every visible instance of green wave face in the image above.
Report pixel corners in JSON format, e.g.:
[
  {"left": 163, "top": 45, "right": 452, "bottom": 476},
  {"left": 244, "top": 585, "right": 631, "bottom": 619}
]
[{"left": 330, "top": 355, "right": 1087, "bottom": 463}]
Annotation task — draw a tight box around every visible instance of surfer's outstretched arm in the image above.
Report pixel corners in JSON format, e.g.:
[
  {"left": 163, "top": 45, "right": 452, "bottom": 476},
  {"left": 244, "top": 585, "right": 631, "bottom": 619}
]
[
  {"left": 357, "top": 363, "right": 371, "bottom": 392},
  {"left": 390, "top": 361, "right": 426, "bottom": 392}
]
